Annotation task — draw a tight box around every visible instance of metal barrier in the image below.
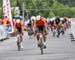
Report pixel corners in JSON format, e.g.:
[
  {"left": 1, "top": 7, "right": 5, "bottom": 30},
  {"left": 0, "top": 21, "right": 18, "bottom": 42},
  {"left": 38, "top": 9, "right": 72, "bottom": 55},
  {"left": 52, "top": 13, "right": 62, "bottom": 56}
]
[
  {"left": 71, "top": 20, "right": 75, "bottom": 38},
  {"left": 0, "top": 25, "right": 8, "bottom": 40}
]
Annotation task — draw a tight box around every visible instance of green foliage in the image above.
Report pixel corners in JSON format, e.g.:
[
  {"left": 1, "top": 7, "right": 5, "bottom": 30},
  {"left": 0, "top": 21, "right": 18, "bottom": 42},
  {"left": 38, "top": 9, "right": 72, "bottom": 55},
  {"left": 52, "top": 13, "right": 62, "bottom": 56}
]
[
  {"left": 0, "top": 0, "right": 75, "bottom": 18},
  {"left": 49, "top": 12, "right": 55, "bottom": 18}
]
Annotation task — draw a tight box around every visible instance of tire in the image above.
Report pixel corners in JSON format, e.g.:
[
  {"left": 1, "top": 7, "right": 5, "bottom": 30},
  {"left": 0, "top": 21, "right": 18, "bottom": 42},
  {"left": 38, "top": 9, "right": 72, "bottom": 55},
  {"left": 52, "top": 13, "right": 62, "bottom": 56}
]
[
  {"left": 17, "top": 40, "right": 21, "bottom": 51},
  {"left": 40, "top": 38, "right": 43, "bottom": 55}
]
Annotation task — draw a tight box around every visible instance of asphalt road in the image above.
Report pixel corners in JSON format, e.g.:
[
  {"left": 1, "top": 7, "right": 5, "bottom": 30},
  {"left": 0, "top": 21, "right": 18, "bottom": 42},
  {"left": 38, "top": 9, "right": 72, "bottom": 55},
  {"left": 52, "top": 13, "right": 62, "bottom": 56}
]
[{"left": 0, "top": 29, "right": 75, "bottom": 60}]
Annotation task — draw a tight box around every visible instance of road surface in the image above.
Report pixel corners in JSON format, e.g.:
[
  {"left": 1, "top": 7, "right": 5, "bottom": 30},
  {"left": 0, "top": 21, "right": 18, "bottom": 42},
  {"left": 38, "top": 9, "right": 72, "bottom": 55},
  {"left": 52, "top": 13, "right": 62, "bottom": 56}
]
[{"left": 0, "top": 29, "right": 75, "bottom": 60}]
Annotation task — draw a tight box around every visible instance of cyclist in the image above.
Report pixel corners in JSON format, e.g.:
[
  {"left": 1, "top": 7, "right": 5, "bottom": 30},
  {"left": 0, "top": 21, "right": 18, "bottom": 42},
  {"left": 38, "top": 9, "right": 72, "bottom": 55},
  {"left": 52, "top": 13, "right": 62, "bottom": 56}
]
[
  {"left": 28, "top": 16, "right": 36, "bottom": 36},
  {"left": 54, "top": 16, "right": 62, "bottom": 37},
  {"left": 34, "top": 15, "right": 47, "bottom": 48},
  {"left": 16, "top": 19, "right": 24, "bottom": 49},
  {"left": 2, "top": 16, "right": 10, "bottom": 38},
  {"left": 2, "top": 16, "right": 10, "bottom": 27}
]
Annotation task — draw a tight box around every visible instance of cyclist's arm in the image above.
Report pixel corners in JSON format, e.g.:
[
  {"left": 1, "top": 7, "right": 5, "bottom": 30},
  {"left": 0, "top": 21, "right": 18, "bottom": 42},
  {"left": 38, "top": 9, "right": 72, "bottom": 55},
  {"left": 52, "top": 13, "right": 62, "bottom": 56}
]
[
  {"left": 42, "top": 20, "right": 48, "bottom": 33},
  {"left": 33, "top": 20, "right": 37, "bottom": 32}
]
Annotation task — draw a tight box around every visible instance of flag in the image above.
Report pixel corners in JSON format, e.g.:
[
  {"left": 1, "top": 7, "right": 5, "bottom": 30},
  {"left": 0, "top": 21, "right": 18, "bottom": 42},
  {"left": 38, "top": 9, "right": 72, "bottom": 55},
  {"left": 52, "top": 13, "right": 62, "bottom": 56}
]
[{"left": 3, "top": 0, "right": 14, "bottom": 33}]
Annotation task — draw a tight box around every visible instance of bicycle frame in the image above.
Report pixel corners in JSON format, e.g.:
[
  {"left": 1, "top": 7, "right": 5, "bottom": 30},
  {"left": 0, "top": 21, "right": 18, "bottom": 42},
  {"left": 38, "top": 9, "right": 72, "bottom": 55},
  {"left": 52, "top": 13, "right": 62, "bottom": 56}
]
[{"left": 39, "top": 32, "right": 44, "bottom": 55}]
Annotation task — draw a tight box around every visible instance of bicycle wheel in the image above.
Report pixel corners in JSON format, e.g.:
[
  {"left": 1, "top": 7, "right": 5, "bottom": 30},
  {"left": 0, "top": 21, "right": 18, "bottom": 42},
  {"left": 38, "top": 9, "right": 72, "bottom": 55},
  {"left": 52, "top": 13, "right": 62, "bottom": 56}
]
[
  {"left": 40, "top": 38, "right": 43, "bottom": 55},
  {"left": 53, "top": 30, "right": 56, "bottom": 37},
  {"left": 17, "top": 39, "right": 21, "bottom": 51}
]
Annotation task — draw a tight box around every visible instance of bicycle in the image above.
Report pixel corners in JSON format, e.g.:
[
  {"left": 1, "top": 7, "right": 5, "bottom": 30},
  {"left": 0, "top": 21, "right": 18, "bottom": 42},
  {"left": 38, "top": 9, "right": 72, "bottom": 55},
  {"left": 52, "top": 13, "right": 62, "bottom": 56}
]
[
  {"left": 28, "top": 27, "right": 34, "bottom": 39},
  {"left": 17, "top": 34, "right": 22, "bottom": 51},
  {"left": 39, "top": 32, "right": 44, "bottom": 55}
]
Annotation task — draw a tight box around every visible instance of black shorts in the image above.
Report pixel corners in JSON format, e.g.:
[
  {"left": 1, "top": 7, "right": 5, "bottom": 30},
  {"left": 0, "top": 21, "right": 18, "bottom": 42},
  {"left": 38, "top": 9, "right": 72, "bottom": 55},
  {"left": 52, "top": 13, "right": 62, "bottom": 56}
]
[
  {"left": 17, "top": 27, "right": 22, "bottom": 33},
  {"left": 36, "top": 26, "right": 45, "bottom": 33}
]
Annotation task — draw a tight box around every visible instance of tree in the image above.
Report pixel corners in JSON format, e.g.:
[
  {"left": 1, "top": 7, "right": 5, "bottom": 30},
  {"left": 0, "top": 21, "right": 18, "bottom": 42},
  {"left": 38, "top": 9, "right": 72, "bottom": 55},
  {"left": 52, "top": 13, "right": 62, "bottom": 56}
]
[{"left": 0, "top": 0, "right": 75, "bottom": 18}]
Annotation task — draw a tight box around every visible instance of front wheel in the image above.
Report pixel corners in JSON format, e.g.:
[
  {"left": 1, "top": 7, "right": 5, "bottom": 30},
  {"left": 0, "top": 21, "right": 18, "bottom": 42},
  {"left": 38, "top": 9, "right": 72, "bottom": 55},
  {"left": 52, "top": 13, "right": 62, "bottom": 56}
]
[
  {"left": 17, "top": 38, "right": 21, "bottom": 51},
  {"left": 40, "top": 38, "right": 44, "bottom": 55}
]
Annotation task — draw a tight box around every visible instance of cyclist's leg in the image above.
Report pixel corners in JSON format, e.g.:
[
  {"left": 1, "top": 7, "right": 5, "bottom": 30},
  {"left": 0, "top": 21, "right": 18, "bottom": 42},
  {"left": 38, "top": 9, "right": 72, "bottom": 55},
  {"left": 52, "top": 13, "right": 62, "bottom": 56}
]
[
  {"left": 43, "top": 27, "right": 47, "bottom": 48},
  {"left": 19, "top": 33, "right": 23, "bottom": 48},
  {"left": 43, "top": 31, "right": 46, "bottom": 43},
  {"left": 18, "top": 28, "right": 23, "bottom": 48},
  {"left": 51, "top": 26, "right": 53, "bottom": 32},
  {"left": 42, "top": 32, "right": 47, "bottom": 48},
  {"left": 57, "top": 26, "right": 61, "bottom": 37},
  {"left": 61, "top": 27, "right": 65, "bottom": 35},
  {"left": 16, "top": 29, "right": 20, "bottom": 41},
  {"left": 36, "top": 32, "right": 39, "bottom": 41},
  {"left": 35, "top": 27, "right": 40, "bottom": 47},
  {"left": 18, "top": 28, "right": 22, "bottom": 41},
  {"left": 20, "top": 33, "right": 23, "bottom": 42},
  {"left": 56, "top": 26, "right": 59, "bottom": 37}
]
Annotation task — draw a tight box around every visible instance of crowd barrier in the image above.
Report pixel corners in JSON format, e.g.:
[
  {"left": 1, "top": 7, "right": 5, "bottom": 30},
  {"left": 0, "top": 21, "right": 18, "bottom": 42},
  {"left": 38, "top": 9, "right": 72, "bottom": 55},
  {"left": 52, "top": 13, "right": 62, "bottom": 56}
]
[
  {"left": 0, "top": 25, "right": 8, "bottom": 40},
  {"left": 71, "top": 20, "right": 75, "bottom": 38}
]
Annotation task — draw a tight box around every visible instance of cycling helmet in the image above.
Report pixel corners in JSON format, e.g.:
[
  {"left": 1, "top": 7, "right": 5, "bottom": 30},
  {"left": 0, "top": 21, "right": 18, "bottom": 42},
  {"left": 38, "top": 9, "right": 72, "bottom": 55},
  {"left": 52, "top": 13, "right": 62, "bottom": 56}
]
[
  {"left": 36, "top": 15, "right": 41, "bottom": 21},
  {"left": 16, "top": 19, "right": 20, "bottom": 23},
  {"left": 31, "top": 16, "right": 36, "bottom": 21}
]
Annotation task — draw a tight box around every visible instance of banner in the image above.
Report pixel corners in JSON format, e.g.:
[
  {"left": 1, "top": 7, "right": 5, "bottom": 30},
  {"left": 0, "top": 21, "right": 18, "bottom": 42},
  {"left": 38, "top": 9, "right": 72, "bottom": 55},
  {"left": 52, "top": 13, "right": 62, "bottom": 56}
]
[{"left": 3, "top": 0, "right": 13, "bottom": 33}]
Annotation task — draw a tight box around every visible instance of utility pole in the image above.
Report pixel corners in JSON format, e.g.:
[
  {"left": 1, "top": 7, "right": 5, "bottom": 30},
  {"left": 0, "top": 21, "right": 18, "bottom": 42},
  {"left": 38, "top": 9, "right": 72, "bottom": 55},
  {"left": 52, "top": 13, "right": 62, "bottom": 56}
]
[
  {"left": 68, "top": 0, "right": 71, "bottom": 7},
  {"left": 23, "top": 3, "right": 25, "bottom": 22},
  {"left": 16, "top": 0, "right": 19, "bottom": 6},
  {"left": 26, "top": 10, "right": 28, "bottom": 20},
  {"left": 36, "top": 0, "right": 38, "bottom": 15},
  {"left": 14, "top": 0, "right": 20, "bottom": 18}
]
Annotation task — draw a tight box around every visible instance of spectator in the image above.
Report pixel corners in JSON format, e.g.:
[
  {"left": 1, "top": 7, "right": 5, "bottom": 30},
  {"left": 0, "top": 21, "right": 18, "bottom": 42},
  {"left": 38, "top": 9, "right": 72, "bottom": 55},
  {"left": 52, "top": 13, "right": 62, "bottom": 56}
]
[{"left": 2, "top": 16, "right": 10, "bottom": 27}]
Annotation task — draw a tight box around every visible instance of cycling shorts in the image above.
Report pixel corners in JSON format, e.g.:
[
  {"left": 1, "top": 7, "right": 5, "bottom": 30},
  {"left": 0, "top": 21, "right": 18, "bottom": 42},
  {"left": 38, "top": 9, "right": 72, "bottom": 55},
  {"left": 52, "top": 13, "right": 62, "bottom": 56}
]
[
  {"left": 36, "top": 26, "right": 45, "bottom": 33},
  {"left": 16, "top": 27, "right": 22, "bottom": 34}
]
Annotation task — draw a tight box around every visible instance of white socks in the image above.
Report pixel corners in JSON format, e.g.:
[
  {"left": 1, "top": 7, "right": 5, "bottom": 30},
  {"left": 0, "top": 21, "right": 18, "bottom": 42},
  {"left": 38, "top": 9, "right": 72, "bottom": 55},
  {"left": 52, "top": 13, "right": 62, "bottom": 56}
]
[
  {"left": 21, "top": 42, "right": 23, "bottom": 48},
  {"left": 43, "top": 42, "right": 46, "bottom": 46}
]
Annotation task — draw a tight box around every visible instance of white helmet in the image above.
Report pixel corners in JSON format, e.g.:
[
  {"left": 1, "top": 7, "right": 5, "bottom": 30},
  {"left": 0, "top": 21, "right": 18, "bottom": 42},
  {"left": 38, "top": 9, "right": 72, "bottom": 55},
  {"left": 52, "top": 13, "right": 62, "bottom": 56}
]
[
  {"left": 31, "top": 16, "right": 36, "bottom": 21},
  {"left": 36, "top": 15, "right": 41, "bottom": 21},
  {"left": 16, "top": 19, "right": 20, "bottom": 23}
]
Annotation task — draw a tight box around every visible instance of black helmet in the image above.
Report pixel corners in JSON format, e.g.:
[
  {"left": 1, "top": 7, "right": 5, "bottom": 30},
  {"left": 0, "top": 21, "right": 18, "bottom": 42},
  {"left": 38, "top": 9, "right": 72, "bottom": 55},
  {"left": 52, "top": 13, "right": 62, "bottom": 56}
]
[{"left": 55, "top": 16, "right": 60, "bottom": 22}]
